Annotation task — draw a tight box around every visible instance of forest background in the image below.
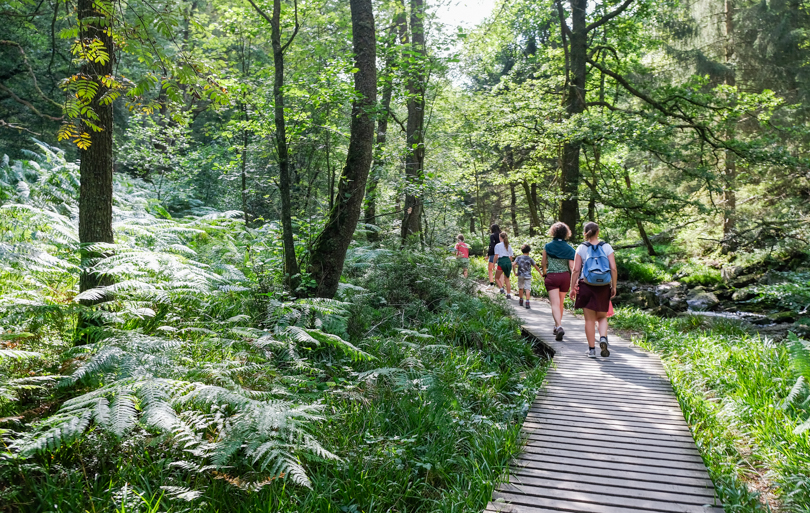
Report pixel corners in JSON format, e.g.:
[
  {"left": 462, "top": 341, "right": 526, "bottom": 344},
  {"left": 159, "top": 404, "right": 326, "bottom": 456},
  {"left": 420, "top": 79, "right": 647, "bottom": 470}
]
[{"left": 2, "top": 0, "right": 810, "bottom": 511}]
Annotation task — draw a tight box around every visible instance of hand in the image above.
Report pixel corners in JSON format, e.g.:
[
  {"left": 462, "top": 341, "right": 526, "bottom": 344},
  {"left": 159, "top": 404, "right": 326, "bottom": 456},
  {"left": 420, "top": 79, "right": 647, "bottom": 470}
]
[{"left": 610, "top": 285, "right": 617, "bottom": 298}]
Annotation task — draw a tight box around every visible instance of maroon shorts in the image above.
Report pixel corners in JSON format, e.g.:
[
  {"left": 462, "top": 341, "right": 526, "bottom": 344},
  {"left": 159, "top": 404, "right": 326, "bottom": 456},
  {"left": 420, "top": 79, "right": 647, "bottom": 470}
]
[
  {"left": 574, "top": 280, "right": 611, "bottom": 312},
  {"left": 544, "top": 272, "right": 571, "bottom": 293}
]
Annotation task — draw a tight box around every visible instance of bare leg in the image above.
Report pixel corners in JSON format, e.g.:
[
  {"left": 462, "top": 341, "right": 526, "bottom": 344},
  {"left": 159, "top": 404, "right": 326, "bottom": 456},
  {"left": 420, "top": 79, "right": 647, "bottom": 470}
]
[
  {"left": 583, "top": 308, "right": 597, "bottom": 348},
  {"left": 504, "top": 276, "right": 512, "bottom": 295},
  {"left": 526, "top": 289, "right": 531, "bottom": 301},
  {"left": 519, "top": 288, "right": 525, "bottom": 300},
  {"left": 488, "top": 261, "right": 495, "bottom": 283},
  {"left": 597, "top": 313, "right": 608, "bottom": 337},
  {"left": 495, "top": 269, "right": 503, "bottom": 289},
  {"left": 548, "top": 289, "right": 562, "bottom": 326},
  {"left": 558, "top": 291, "right": 567, "bottom": 323}
]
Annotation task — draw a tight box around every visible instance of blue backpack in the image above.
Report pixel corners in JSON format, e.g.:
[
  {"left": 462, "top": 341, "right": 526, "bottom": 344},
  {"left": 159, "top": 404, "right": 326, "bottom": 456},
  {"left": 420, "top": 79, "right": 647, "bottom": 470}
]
[{"left": 581, "top": 242, "right": 612, "bottom": 286}]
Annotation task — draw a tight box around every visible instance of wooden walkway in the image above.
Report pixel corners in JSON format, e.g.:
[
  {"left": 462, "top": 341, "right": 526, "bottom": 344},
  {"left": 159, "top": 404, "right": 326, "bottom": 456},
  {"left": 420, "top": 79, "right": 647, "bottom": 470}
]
[{"left": 485, "top": 299, "right": 723, "bottom": 513}]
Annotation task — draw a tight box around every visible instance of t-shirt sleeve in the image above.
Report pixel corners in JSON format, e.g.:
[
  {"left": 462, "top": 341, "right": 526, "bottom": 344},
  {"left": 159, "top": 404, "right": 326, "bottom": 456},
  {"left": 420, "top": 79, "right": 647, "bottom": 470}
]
[{"left": 603, "top": 244, "right": 614, "bottom": 257}]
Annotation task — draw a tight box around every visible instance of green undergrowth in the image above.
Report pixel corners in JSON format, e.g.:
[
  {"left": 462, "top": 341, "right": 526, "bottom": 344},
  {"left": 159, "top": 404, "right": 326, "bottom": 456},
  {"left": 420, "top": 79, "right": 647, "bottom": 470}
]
[{"left": 611, "top": 308, "right": 810, "bottom": 512}]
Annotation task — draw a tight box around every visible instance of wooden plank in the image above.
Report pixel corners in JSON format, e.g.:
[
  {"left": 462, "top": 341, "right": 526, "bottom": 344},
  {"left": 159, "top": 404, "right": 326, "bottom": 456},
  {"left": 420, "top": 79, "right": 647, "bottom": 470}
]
[
  {"left": 520, "top": 446, "right": 710, "bottom": 470},
  {"left": 525, "top": 433, "right": 702, "bottom": 457},
  {"left": 535, "top": 396, "right": 682, "bottom": 413},
  {"left": 516, "top": 452, "right": 712, "bottom": 480},
  {"left": 493, "top": 490, "right": 723, "bottom": 513},
  {"left": 541, "top": 383, "right": 679, "bottom": 400},
  {"left": 522, "top": 417, "right": 696, "bottom": 438},
  {"left": 529, "top": 406, "right": 689, "bottom": 425},
  {"left": 547, "top": 376, "right": 674, "bottom": 390},
  {"left": 534, "top": 399, "right": 684, "bottom": 416},
  {"left": 531, "top": 402, "right": 686, "bottom": 421},
  {"left": 511, "top": 467, "right": 714, "bottom": 497},
  {"left": 511, "top": 459, "right": 715, "bottom": 488},
  {"left": 526, "top": 411, "right": 694, "bottom": 432},
  {"left": 521, "top": 438, "right": 706, "bottom": 464},
  {"left": 503, "top": 477, "right": 716, "bottom": 506},
  {"left": 522, "top": 421, "right": 697, "bottom": 445},
  {"left": 524, "top": 427, "right": 700, "bottom": 450}
]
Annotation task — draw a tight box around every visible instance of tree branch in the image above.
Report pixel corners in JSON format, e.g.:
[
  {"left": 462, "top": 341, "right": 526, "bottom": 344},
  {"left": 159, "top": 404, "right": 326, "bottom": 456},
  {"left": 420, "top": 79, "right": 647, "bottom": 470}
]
[{"left": 587, "top": 0, "right": 635, "bottom": 33}]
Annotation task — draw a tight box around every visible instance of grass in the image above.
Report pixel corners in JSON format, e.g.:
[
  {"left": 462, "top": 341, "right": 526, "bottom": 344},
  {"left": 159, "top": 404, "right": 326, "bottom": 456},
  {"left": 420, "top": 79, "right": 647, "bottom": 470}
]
[
  {"left": 1, "top": 249, "right": 549, "bottom": 512},
  {"left": 611, "top": 308, "right": 810, "bottom": 512}
]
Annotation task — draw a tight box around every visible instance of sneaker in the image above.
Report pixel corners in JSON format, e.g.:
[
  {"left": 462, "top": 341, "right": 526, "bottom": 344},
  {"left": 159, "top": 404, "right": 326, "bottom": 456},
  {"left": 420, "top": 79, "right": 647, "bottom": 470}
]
[
  {"left": 587, "top": 348, "right": 597, "bottom": 358},
  {"left": 499, "top": 288, "right": 505, "bottom": 295},
  {"left": 506, "top": 294, "right": 512, "bottom": 299},
  {"left": 555, "top": 326, "right": 564, "bottom": 341},
  {"left": 518, "top": 298, "right": 524, "bottom": 306},
  {"left": 599, "top": 336, "right": 610, "bottom": 357},
  {"left": 525, "top": 301, "right": 531, "bottom": 309}
]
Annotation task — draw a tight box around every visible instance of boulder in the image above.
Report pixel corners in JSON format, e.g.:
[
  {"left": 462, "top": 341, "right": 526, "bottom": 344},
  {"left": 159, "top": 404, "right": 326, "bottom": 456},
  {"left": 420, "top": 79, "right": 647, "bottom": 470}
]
[
  {"left": 629, "top": 290, "right": 659, "bottom": 309},
  {"left": 650, "top": 305, "right": 679, "bottom": 318},
  {"left": 716, "top": 289, "right": 734, "bottom": 300},
  {"left": 770, "top": 311, "right": 797, "bottom": 324},
  {"left": 729, "top": 274, "right": 758, "bottom": 288},
  {"left": 721, "top": 265, "right": 744, "bottom": 283},
  {"left": 759, "top": 270, "right": 788, "bottom": 286},
  {"left": 686, "top": 288, "right": 719, "bottom": 311},
  {"left": 731, "top": 287, "right": 758, "bottom": 302}
]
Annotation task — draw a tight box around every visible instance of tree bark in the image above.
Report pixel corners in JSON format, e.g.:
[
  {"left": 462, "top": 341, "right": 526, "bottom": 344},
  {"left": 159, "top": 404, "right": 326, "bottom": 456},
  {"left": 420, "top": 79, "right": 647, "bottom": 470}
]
[
  {"left": 400, "top": 0, "right": 426, "bottom": 242},
  {"left": 270, "top": 0, "right": 301, "bottom": 290},
  {"left": 509, "top": 182, "right": 519, "bottom": 236},
  {"left": 559, "top": 0, "right": 587, "bottom": 237},
  {"left": 77, "top": 0, "right": 114, "bottom": 339},
  {"left": 364, "top": 8, "right": 406, "bottom": 243},
  {"left": 522, "top": 180, "right": 541, "bottom": 236},
  {"left": 623, "top": 168, "right": 656, "bottom": 256},
  {"left": 307, "top": 0, "right": 376, "bottom": 298},
  {"left": 722, "top": 0, "right": 736, "bottom": 246}
]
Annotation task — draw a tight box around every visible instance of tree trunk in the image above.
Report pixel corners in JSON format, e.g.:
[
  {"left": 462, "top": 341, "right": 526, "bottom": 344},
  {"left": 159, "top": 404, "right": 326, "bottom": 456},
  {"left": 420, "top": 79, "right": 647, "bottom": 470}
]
[
  {"left": 241, "top": 102, "right": 250, "bottom": 227},
  {"left": 400, "top": 0, "right": 426, "bottom": 243},
  {"left": 522, "top": 180, "right": 541, "bottom": 236},
  {"left": 559, "top": 0, "right": 587, "bottom": 237},
  {"left": 510, "top": 182, "right": 519, "bottom": 236},
  {"left": 364, "top": 8, "right": 405, "bottom": 243},
  {"left": 307, "top": 0, "right": 376, "bottom": 298},
  {"left": 270, "top": 0, "right": 301, "bottom": 290},
  {"left": 623, "top": 169, "right": 656, "bottom": 256},
  {"left": 76, "top": 0, "right": 115, "bottom": 343},
  {"left": 722, "top": 0, "right": 736, "bottom": 248}
]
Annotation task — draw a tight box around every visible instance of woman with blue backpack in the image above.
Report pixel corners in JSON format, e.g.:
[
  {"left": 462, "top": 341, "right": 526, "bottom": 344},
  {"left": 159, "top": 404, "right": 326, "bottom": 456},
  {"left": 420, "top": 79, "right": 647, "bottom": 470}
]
[{"left": 569, "top": 222, "right": 618, "bottom": 358}]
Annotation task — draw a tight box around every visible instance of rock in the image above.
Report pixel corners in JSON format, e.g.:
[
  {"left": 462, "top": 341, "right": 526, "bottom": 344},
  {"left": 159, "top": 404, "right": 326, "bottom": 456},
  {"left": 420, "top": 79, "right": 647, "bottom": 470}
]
[
  {"left": 721, "top": 265, "right": 744, "bottom": 282},
  {"left": 650, "top": 305, "right": 679, "bottom": 318},
  {"left": 686, "top": 288, "right": 719, "bottom": 311},
  {"left": 759, "top": 270, "right": 788, "bottom": 286},
  {"left": 729, "top": 274, "right": 758, "bottom": 288},
  {"left": 770, "top": 311, "right": 797, "bottom": 324},
  {"left": 731, "top": 287, "right": 758, "bottom": 302},
  {"left": 627, "top": 290, "right": 658, "bottom": 309},
  {"left": 751, "top": 316, "right": 772, "bottom": 326},
  {"left": 716, "top": 289, "right": 734, "bottom": 300}
]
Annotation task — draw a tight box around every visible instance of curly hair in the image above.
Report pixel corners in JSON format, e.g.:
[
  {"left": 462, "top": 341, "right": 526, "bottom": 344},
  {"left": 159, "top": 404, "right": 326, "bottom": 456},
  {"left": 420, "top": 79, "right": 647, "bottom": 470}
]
[{"left": 547, "top": 222, "right": 572, "bottom": 240}]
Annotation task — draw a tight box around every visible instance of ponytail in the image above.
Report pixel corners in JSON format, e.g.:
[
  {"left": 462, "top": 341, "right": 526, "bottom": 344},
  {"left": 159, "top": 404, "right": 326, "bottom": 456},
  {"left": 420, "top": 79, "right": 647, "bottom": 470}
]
[
  {"left": 500, "top": 232, "right": 509, "bottom": 250},
  {"left": 584, "top": 222, "right": 599, "bottom": 240}
]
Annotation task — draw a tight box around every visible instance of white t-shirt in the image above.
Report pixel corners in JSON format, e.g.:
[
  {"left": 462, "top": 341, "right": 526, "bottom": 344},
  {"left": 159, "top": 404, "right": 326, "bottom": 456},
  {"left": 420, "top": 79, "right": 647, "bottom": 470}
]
[
  {"left": 576, "top": 242, "right": 614, "bottom": 279},
  {"left": 494, "top": 242, "right": 514, "bottom": 260}
]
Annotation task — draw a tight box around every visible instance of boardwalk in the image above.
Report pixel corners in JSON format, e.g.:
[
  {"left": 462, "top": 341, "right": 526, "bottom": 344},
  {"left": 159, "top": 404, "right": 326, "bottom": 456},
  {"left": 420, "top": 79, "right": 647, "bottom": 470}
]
[{"left": 485, "top": 300, "right": 723, "bottom": 513}]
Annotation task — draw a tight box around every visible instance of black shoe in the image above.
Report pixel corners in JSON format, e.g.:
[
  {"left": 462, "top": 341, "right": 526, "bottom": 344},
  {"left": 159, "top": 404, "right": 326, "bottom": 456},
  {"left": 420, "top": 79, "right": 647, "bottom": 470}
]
[
  {"left": 599, "top": 336, "right": 610, "bottom": 357},
  {"left": 555, "top": 326, "right": 564, "bottom": 341},
  {"left": 519, "top": 298, "right": 524, "bottom": 307},
  {"left": 525, "top": 301, "right": 531, "bottom": 309}
]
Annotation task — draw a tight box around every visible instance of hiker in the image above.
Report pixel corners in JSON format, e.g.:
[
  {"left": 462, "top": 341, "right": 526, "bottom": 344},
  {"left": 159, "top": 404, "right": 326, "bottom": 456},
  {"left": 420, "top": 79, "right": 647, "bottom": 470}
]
[
  {"left": 569, "top": 222, "right": 617, "bottom": 358},
  {"left": 514, "top": 244, "right": 543, "bottom": 309},
  {"left": 493, "top": 232, "right": 515, "bottom": 298},
  {"left": 541, "top": 222, "right": 576, "bottom": 341},
  {"left": 486, "top": 224, "right": 502, "bottom": 289},
  {"left": 454, "top": 234, "right": 470, "bottom": 277}
]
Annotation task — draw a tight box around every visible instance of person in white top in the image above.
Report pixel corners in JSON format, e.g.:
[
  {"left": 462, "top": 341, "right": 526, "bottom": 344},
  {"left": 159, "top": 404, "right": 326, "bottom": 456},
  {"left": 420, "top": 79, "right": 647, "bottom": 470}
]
[
  {"left": 569, "top": 222, "right": 618, "bottom": 359},
  {"left": 493, "top": 232, "right": 516, "bottom": 299}
]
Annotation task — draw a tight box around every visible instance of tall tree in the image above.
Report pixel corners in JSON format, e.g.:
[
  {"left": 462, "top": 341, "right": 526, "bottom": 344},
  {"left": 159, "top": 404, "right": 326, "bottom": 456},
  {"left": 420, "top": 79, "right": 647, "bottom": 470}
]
[
  {"left": 364, "top": 5, "right": 407, "bottom": 242},
  {"left": 76, "top": 0, "right": 115, "bottom": 329},
  {"left": 308, "top": 0, "right": 377, "bottom": 298},
  {"left": 246, "top": 0, "right": 301, "bottom": 289},
  {"left": 400, "top": 0, "right": 427, "bottom": 242}
]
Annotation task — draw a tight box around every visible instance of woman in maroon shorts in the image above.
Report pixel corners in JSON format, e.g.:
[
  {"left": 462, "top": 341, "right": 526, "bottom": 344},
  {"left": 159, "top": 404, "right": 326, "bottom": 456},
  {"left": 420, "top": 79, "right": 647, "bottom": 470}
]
[
  {"left": 569, "top": 222, "right": 618, "bottom": 358},
  {"left": 541, "top": 222, "right": 575, "bottom": 341}
]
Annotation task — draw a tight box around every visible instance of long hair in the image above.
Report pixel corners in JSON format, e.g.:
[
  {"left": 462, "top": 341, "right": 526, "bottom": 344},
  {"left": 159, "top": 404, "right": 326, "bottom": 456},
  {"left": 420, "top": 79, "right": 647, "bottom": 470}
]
[
  {"left": 490, "top": 224, "right": 500, "bottom": 234},
  {"left": 500, "top": 231, "right": 509, "bottom": 250},
  {"left": 584, "top": 222, "right": 599, "bottom": 240}
]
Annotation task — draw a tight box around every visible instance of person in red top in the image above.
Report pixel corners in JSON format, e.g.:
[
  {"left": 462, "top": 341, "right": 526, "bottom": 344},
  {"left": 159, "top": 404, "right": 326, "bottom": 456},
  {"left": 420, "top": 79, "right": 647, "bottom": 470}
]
[{"left": 455, "top": 234, "right": 471, "bottom": 277}]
